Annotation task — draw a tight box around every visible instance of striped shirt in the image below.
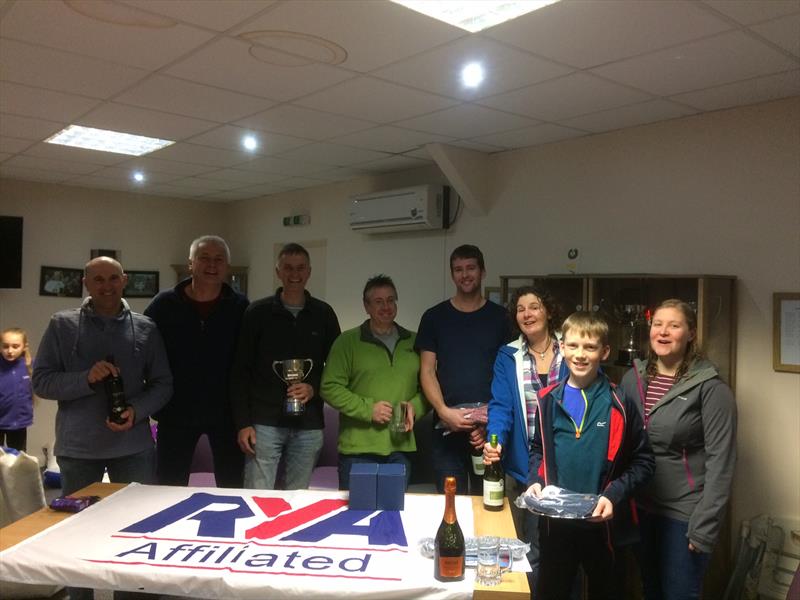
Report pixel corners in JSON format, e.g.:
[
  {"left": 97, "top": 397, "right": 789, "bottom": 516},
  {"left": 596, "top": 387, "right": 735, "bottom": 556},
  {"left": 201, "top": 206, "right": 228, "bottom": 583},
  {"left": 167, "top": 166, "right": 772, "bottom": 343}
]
[
  {"left": 645, "top": 374, "right": 676, "bottom": 415},
  {"left": 523, "top": 338, "right": 564, "bottom": 438}
]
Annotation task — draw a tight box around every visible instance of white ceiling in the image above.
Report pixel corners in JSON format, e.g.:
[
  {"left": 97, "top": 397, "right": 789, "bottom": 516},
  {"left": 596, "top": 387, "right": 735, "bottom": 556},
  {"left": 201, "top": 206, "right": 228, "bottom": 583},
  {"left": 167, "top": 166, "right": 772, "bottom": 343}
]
[{"left": 1, "top": 0, "right": 798, "bottom": 202}]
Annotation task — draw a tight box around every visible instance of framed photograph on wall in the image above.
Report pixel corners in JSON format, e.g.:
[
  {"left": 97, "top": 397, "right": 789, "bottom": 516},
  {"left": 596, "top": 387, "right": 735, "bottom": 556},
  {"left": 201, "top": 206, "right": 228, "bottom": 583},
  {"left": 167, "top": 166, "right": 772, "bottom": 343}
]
[
  {"left": 773, "top": 292, "right": 800, "bottom": 373},
  {"left": 90, "top": 249, "right": 119, "bottom": 260},
  {"left": 126, "top": 270, "right": 159, "bottom": 298},
  {"left": 39, "top": 266, "right": 83, "bottom": 298},
  {"left": 485, "top": 286, "right": 502, "bottom": 305}
]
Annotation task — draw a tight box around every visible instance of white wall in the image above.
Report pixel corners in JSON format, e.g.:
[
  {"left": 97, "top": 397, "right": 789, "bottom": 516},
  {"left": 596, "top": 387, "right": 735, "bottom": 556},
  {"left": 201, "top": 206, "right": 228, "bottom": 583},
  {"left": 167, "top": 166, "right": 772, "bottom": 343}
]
[{"left": 1, "top": 96, "right": 798, "bottom": 533}]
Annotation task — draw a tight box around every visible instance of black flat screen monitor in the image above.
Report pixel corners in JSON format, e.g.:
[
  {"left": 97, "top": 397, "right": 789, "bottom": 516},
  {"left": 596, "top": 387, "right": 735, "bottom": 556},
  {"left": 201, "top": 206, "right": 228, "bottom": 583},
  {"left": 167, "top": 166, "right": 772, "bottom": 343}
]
[{"left": 0, "top": 216, "right": 23, "bottom": 288}]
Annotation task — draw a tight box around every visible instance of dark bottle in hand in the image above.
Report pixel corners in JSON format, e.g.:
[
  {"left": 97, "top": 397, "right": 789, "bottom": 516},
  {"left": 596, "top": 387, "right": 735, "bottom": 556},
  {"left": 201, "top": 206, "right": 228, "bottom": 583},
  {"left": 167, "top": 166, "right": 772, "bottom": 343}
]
[
  {"left": 104, "top": 355, "right": 128, "bottom": 425},
  {"left": 434, "top": 475, "right": 465, "bottom": 582}
]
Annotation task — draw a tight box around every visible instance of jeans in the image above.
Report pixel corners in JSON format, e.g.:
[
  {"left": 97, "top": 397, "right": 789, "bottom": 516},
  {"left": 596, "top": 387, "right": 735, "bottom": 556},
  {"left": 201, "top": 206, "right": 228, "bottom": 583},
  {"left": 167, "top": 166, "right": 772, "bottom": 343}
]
[
  {"left": 244, "top": 425, "right": 323, "bottom": 490},
  {"left": 638, "top": 510, "right": 711, "bottom": 600},
  {"left": 156, "top": 421, "right": 243, "bottom": 488},
  {"left": 430, "top": 428, "right": 482, "bottom": 495},
  {"left": 57, "top": 447, "right": 156, "bottom": 495},
  {"left": 538, "top": 518, "right": 615, "bottom": 600},
  {"left": 337, "top": 451, "right": 411, "bottom": 491},
  {"left": 57, "top": 448, "right": 156, "bottom": 600}
]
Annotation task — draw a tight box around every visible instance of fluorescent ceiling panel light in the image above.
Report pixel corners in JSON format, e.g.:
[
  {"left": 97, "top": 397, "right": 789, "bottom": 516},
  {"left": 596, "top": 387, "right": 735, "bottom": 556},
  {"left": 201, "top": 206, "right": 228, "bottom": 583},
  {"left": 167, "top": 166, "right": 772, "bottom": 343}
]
[
  {"left": 45, "top": 125, "right": 174, "bottom": 156},
  {"left": 390, "top": 0, "right": 561, "bottom": 32}
]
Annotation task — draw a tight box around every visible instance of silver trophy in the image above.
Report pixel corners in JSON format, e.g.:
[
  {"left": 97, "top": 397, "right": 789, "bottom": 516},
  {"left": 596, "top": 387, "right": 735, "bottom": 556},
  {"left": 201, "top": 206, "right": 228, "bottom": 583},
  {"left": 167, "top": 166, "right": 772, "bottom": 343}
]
[
  {"left": 272, "top": 359, "right": 314, "bottom": 416},
  {"left": 614, "top": 304, "right": 648, "bottom": 366}
]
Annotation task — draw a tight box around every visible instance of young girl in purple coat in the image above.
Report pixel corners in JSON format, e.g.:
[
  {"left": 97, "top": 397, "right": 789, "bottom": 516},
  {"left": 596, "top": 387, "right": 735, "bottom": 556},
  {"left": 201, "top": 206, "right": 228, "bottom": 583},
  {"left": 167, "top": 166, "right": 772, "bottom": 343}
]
[{"left": 1, "top": 327, "right": 34, "bottom": 452}]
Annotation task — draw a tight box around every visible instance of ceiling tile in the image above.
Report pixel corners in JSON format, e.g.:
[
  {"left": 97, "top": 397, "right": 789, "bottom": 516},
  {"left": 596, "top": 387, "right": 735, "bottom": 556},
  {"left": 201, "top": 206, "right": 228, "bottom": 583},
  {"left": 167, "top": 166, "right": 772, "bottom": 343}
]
[
  {"left": 671, "top": 69, "right": 800, "bottom": 110},
  {"left": 446, "top": 140, "right": 506, "bottom": 153},
  {"left": 119, "top": 0, "right": 276, "bottom": 32},
  {"left": 0, "top": 152, "right": 11, "bottom": 162},
  {"left": 0, "top": 39, "right": 148, "bottom": 98},
  {"left": 559, "top": 100, "right": 698, "bottom": 133},
  {"left": 231, "top": 0, "right": 464, "bottom": 72},
  {"left": 395, "top": 104, "right": 539, "bottom": 138},
  {"left": 116, "top": 156, "right": 217, "bottom": 177},
  {"left": 0, "top": 113, "right": 66, "bottom": 140},
  {"left": 591, "top": 31, "right": 799, "bottom": 96},
  {"left": 115, "top": 75, "right": 276, "bottom": 123},
  {"left": 372, "top": 35, "right": 572, "bottom": 100},
  {"left": 4, "top": 154, "right": 103, "bottom": 175},
  {"left": 87, "top": 166, "right": 180, "bottom": 185},
  {"left": 168, "top": 176, "right": 244, "bottom": 191},
  {"left": 0, "top": 82, "right": 99, "bottom": 122},
  {"left": 147, "top": 142, "right": 254, "bottom": 167},
  {"left": 479, "top": 73, "right": 652, "bottom": 121},
  {"left": 276, "top": 176, "right": 328, "bottom": 190},
  {"left": 197, "top": 189, "right": 266, "bottom": 202},
  {"left": 329, "top": 126, "right": 454, "bottom": 153},
  {"left": 227, "top": 182, "right": 295, "bottom": 198},
  {"left": 296, "top": 76, "right": 457, "bottom": 123},
  {"left": 67, "top": 174, "right": 149, "bottom": 192},
  {"left": 750, "top": 14, "right": 800, "bottom": 57},
  {"left": 140, "top": 183, "right": 202, "bottom": 198},
  {"left": 485, "top": 0, "right": 733, "bottom": 69},
  {"left": 277, "top": 142, "right": 390, "bottom": 167},
  {"left": 78, "top": 103, "right": 217, "bottom": 140},
  {"left": 472, "top": 123, "right": 587, "bottom": 149},
  {"left": 236, "top": 155, "right": 328, "bottom": 177},
  {"left": 355, "top": 154, "right": 433, "bottom": 173},
  {"left": 0, "top": 136, "right": 35, "bottom": 154},
  {"left": 1, "top": 0, "right": 215, "bottom": 70},
  {"left": 22, "top": 142, "right": 132, "bottom": 166},
  {"left": 311, "top": 166, "right": 370, "bottom": 181},
  {"left": 0, "top": 164, "right": 74, "bottom": 183},
  {"left": 235, "top": 105, "right": 374, "bottom": 140},
  {"left": 194, "top": 168, "right": 289, "bottom": 185},
  {"left": 186, "top": 125, "right": 311, "bottom": 156},
  {"left": 165, "top": 37, "right": 356, "bottom": 102},
  {"left": 701, "top": 0, "right": 800, "bottom": 25}
]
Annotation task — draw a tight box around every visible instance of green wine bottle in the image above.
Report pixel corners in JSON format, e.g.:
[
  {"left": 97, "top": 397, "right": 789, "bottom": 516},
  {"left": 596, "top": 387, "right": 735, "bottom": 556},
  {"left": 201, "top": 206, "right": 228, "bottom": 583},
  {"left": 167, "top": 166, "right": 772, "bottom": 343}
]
[
  {"left": 483, "top": 433, "right": 504, "bottom": 511},
  {"left": 434, "top": 476, "right": 465, "bottom": 581}
]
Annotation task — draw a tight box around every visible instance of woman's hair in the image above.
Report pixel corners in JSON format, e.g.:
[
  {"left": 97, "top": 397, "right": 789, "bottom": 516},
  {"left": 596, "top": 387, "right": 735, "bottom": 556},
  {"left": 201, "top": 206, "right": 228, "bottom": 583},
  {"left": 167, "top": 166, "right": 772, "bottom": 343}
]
[
  {"left": 508, "top": 286, "right": 560, "bottom": 340},
  {"left": 1, "top": 327, "right": 32, "bottom": 376},
  {"left": 646, "top": 299, "right": 702, "bottom": 381}
]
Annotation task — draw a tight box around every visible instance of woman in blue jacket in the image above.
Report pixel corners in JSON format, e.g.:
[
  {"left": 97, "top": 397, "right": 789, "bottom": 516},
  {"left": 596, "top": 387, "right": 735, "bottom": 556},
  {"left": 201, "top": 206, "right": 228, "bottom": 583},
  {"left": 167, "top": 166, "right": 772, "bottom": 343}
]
[{"left": 485, "top": 286, "right": 568, "bottom": 588}]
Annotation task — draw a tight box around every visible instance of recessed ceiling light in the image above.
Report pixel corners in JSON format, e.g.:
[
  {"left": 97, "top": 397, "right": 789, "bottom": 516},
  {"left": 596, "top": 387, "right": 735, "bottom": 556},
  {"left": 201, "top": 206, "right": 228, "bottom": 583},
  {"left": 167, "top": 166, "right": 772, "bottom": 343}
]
[
  {"left": 132, "top": 171, "right": 145, "bottom": 183},
  {"left": 242, "top": 135, "right": 258, "bottom": 151},
  {"left": 390, "top": 0, "right": 561, "bottom": 32},
  {"left": 461, "top": 62, "right": 484, "bottom": 88},
  {"left": 45, "top": 125, "right": 174, "bottom": 156}
]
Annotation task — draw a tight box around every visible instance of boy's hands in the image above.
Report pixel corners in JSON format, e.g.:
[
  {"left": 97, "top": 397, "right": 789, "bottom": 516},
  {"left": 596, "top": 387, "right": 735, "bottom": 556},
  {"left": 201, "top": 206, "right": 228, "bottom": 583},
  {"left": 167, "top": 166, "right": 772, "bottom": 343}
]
[
  {"left": 526, "top": 482, "right": 543, "bottom": 498},
  {"left": 589, "top": 496, "right": 613, "bottom": 521}
]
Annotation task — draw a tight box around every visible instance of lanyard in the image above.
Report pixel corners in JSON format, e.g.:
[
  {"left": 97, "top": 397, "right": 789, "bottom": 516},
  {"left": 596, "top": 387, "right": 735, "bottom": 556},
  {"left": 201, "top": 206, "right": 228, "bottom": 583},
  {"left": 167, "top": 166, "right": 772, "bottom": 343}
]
[{"left": 566, "top": 389, "right": 589, "bottom": 439}]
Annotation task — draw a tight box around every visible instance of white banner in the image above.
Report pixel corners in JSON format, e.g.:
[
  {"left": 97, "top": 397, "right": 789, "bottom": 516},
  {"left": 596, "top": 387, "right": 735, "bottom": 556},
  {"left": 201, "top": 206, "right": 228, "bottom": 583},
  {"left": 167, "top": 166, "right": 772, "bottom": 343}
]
[{"left": 0, "top": 484, "right": 477, "bottom": 599}]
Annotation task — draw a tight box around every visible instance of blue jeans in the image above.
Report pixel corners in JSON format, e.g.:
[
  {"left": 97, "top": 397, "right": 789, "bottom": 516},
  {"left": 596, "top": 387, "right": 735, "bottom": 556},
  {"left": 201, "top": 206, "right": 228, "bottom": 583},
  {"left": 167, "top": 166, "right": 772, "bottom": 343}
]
[
  {"left": 245, "top": 425, "right": 323, "bottom": 490},
  {"left": 431, "top": 428, "right": 481, "bottom": 495},
  {"left": 337, "top": 452, "right": 411, "bottom": 491},
  {"left": 638, "top": 510, "right": 711, "bottom": 600},
  {"left": 57, "top": 447, "right": 156, "bottom": 496},
  {"left": 57, "top": 449, "right": 156, "bottom": 600}
]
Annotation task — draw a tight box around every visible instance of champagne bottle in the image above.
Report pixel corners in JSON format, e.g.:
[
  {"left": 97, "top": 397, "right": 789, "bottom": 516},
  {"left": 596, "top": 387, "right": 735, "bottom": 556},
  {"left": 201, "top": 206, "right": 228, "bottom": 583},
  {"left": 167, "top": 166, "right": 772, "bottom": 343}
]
[
  {"left": 483, "top": 433, "right": 504, "bottom": 511},
  {"left": 104, "top": 355, "right": 128, "bottom": 425},
  {"left": 434, "top": 475, "right": 465, "bottom": 582}
]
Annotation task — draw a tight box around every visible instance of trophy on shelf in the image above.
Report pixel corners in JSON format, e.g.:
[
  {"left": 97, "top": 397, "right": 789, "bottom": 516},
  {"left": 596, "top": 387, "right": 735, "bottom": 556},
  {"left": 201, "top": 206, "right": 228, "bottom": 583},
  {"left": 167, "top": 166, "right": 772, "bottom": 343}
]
[
  {"left": 272, "top": 359, "right": 314, "bottom": 416},
  {"left": 614, "top": 304, "right": 648, "bottom": 366}
]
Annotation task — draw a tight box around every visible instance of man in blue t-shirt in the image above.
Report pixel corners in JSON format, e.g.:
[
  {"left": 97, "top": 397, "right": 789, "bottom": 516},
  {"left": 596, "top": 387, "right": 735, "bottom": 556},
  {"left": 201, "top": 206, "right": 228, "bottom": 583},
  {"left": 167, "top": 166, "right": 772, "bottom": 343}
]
[{"left": 416, "top": 245, "right": 510, "bottom": 494}]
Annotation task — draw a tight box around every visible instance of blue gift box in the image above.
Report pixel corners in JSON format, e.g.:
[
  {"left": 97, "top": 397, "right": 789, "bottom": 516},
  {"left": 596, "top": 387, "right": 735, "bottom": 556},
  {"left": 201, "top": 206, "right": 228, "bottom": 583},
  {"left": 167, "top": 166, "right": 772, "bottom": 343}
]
[
  {"left": 377, "top": 463, "right": 405, "bottom": 511},
  {"left": 348, "top": 463, "right": 378, "bottom": 510}
]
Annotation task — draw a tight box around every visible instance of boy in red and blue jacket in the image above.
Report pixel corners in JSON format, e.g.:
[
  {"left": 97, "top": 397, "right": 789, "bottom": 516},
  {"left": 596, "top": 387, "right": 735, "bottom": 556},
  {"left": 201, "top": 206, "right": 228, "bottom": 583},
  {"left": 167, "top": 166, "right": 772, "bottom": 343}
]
[{"left": 527, "top": 312, "right": 654, "bottom": 600}]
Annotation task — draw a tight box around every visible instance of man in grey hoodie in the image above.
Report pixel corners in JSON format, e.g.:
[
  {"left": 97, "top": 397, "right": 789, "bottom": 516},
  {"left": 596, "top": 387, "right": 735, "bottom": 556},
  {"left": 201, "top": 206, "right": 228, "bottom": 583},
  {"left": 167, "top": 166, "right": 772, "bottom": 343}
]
[{"left": 33, "top": 256, "right": 172, "bottom": 496}]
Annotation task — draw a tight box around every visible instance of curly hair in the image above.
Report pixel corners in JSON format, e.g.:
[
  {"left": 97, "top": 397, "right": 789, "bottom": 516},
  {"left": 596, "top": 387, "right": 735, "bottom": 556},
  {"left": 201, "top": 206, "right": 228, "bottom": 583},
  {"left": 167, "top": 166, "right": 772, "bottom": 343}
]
[
  {"left": 508, "top": 286, "right": 561, "bottom": 341},
  {"left": 645, "top": 299, "right": 702, "bottom": 382}
]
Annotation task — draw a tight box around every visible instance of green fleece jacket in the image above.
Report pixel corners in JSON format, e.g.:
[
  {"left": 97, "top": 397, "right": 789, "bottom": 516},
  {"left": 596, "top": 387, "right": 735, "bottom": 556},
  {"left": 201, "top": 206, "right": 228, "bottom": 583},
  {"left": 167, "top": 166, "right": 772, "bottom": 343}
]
[{"left": 321, "top": 321, "right": 428, "bottom": 456}]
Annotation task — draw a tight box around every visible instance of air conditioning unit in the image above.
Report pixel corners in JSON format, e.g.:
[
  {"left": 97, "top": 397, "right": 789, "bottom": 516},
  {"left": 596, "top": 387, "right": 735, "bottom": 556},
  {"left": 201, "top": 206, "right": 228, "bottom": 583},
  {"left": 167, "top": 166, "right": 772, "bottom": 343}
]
[{"left": 349, "top": 185, "right": 449, "bottom": 233}]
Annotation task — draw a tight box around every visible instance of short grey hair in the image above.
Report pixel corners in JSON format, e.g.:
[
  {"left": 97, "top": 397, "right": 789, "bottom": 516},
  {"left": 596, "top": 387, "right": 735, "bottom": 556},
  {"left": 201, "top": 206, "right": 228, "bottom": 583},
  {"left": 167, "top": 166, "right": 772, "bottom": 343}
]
[{"left": 189, "top": 235, "right": 231, "bottom": 262}]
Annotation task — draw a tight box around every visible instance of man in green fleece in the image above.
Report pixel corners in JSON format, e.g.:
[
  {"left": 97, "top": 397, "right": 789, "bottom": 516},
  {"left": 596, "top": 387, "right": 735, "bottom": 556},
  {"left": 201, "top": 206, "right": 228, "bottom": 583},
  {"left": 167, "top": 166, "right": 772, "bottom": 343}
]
[{"left": 321, "top": 274, "right": 428, "bottom": 490}]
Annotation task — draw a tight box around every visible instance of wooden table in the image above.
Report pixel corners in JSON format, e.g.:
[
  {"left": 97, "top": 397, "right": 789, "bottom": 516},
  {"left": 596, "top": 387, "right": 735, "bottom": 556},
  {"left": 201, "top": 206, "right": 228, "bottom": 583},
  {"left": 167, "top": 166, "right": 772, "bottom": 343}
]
[{"left": 1, "top": 484, "right": 529, "bottom": 599}]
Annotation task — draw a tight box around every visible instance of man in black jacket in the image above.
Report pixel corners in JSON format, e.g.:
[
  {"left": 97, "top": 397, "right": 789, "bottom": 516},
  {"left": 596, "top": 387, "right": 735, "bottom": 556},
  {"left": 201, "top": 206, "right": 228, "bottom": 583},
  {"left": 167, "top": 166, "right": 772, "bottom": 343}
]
[
  {"left": 145, "top": 235, "right": 249, "bottom": 487},
  {"left": 231, "top": 243, "right": 340, "bottom": 490}
]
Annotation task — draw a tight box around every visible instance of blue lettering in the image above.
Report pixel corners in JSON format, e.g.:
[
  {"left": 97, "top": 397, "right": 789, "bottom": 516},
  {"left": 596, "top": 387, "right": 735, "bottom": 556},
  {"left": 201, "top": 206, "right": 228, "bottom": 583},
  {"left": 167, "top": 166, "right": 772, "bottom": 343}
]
[
  {"left": 116, "top": 542, "right": 158, "bottom": 559},
  {"left": 282, "top": 510, "right": 407, "bottom": 546}
]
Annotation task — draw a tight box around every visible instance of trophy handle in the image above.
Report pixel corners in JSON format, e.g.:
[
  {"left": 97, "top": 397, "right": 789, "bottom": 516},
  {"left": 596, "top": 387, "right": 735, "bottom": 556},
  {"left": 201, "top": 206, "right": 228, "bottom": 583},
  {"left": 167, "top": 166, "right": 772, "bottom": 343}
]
[
  {"left": 271, "top": 361, "right": 284, "bottom": 382},
  {"left": 303, "top": 359, "right": 314, "bottom": 379}
]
